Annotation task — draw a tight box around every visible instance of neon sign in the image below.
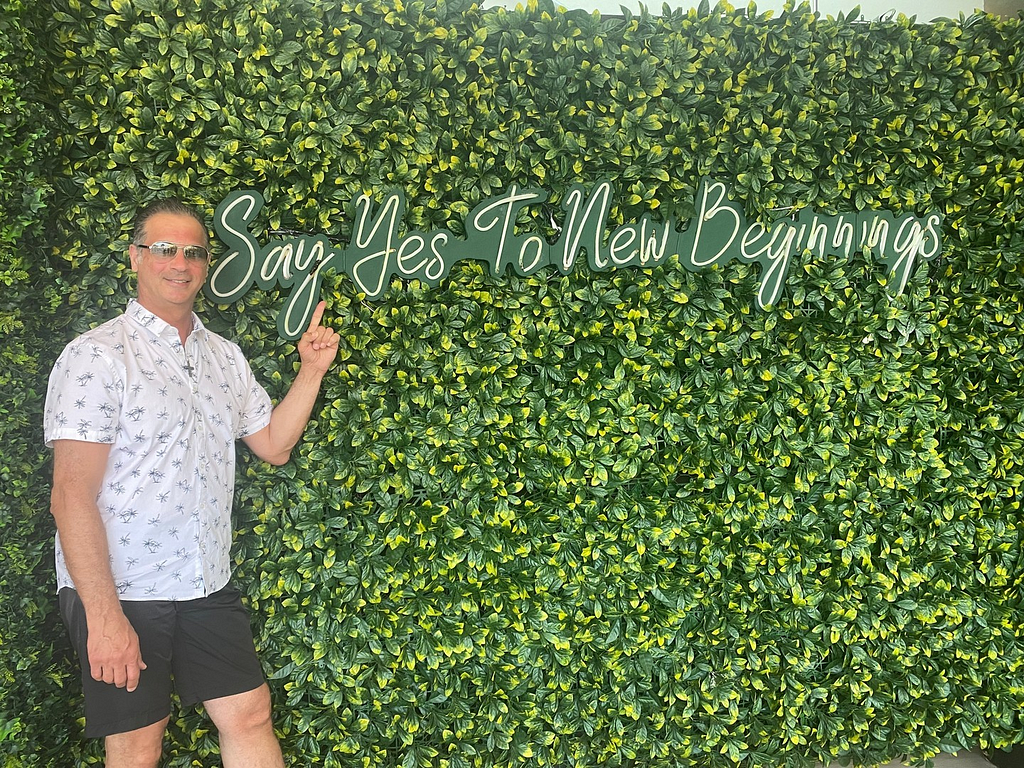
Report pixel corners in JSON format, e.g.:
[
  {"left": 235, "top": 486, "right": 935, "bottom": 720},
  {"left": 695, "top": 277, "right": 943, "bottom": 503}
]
[{"left": 207, "top": 179, "right": 943, "bottom": 339}]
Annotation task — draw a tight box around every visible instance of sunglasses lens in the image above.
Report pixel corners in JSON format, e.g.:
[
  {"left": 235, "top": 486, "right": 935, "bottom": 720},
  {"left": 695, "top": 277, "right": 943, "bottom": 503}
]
[
  {"left": 183, "top": 246, "right": 208, "bottom": 262},
  {"left": 149, "top": 243, "right": 177, "bottom": 258}
]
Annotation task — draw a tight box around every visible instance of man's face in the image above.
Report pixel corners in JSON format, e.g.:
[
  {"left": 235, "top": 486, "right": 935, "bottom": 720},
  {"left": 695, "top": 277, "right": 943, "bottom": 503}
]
[{"left": 129, "top": 212, "right": 209, "bottom": 319}]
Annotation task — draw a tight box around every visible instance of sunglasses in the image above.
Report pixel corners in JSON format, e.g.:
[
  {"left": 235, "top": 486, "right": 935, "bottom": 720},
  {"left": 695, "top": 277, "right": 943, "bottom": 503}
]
[{"left": 137, "top": 241, "right": 211, "bottom": 263}]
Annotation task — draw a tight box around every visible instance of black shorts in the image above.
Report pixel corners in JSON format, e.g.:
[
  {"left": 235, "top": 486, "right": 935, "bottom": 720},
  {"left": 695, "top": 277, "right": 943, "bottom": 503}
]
[{"left": 59, "top": 582, "right": 266, "bottom": 738}]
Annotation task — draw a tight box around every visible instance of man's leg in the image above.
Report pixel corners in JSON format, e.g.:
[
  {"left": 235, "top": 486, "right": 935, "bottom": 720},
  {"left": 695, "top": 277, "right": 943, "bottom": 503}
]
[
  {"left": 173, "top": 584, "right": 282, "bottom": 765},
  {"left": 103, "top": 716, "right": 169, "bottom": 768},
  {"left": 203, "top": 684, "right": 283, "bottom": 768},
  {"left": 59, "top": 590, "right": 177, "bottom": 762}
]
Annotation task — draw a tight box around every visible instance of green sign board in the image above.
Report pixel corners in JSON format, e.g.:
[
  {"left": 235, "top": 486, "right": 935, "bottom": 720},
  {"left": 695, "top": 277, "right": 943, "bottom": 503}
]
[{"left": 207, "top": 179, "right": 943, "bottom": 339}]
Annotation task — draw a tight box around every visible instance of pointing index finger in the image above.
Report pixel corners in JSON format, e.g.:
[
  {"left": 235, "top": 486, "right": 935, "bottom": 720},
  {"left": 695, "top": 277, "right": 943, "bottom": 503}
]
[{"left": 307, "top": 300, "right": 326, "bottom": 334}]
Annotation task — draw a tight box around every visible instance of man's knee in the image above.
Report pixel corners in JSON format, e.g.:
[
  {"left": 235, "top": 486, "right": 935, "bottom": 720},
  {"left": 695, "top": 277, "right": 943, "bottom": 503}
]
[
  {"left": 205, "top": 684, "right": 275, "bottom": 737},
  {"left": 104, "top": 717, "right": 168, "bottom": 768}
]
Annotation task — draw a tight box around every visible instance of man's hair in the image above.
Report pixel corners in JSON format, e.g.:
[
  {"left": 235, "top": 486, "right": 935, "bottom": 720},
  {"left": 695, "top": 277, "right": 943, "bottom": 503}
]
[{"left": 132, "top": 199, "right": 210, "bottom": 248}]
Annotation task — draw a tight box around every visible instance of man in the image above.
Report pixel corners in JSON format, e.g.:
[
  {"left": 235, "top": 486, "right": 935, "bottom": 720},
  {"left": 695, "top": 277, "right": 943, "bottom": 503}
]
[{"left": 44, "top": 198, "right": 339, "bottom": 767}]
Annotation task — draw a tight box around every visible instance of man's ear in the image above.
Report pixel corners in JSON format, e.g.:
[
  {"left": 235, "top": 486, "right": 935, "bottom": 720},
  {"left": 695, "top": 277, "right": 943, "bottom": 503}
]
[{"left": 129, "top": 244, "right": 140, "bottom": 272}]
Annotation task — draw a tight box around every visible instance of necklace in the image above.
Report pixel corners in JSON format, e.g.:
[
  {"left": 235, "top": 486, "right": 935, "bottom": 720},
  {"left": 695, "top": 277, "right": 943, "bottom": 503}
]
[{"left": 182, "top": 346, "right": 196, "bottom": 378}]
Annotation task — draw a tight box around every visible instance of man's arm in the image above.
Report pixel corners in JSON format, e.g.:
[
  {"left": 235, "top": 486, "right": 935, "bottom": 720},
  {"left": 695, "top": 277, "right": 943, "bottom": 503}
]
[
  {"left": 50, "top": 439, "right": 147, "bottom": 691},
  {"left": 242, "top": 301, "right": 339, "bottom": 466}
]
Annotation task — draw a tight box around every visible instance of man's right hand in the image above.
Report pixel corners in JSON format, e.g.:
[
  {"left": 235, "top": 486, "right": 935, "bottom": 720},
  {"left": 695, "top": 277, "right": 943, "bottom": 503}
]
[{"left": 87, "top": 609, "right": 147, "bottom": 692}]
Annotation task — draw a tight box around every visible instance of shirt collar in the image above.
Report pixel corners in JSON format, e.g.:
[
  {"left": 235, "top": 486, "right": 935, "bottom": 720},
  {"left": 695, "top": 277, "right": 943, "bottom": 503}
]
[{"left": 125, "top": 299, "right": 208, "bottom": 345}]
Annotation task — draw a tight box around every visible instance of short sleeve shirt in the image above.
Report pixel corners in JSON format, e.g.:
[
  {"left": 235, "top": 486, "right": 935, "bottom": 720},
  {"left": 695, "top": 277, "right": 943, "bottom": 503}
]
[{"left": 43, "top": 300, "right": 273, "bottom": 600}]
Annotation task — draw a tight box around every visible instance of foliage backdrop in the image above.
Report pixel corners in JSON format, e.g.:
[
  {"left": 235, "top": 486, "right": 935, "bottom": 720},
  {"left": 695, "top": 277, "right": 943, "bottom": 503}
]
[
  {"left": 0, "top": 0, "right": 61, "bottom": 763},
  {"left": 2, "top": 0, "right": 1024, "bottom": 764}
]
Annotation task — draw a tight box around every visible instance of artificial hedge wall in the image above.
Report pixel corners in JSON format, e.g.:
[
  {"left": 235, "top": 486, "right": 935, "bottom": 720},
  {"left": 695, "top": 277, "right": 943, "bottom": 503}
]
[
  {"left": 1, "top": 0, "right": 1023, "bottom": 764},
  {"left": 0, "top": 0, "right": 60, "bottom": 762}
]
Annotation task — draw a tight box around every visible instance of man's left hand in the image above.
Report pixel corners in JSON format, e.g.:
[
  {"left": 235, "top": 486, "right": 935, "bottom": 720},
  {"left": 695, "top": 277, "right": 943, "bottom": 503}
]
[{"left": 298, "top": 300, "right": 340, "bottom": 373}]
